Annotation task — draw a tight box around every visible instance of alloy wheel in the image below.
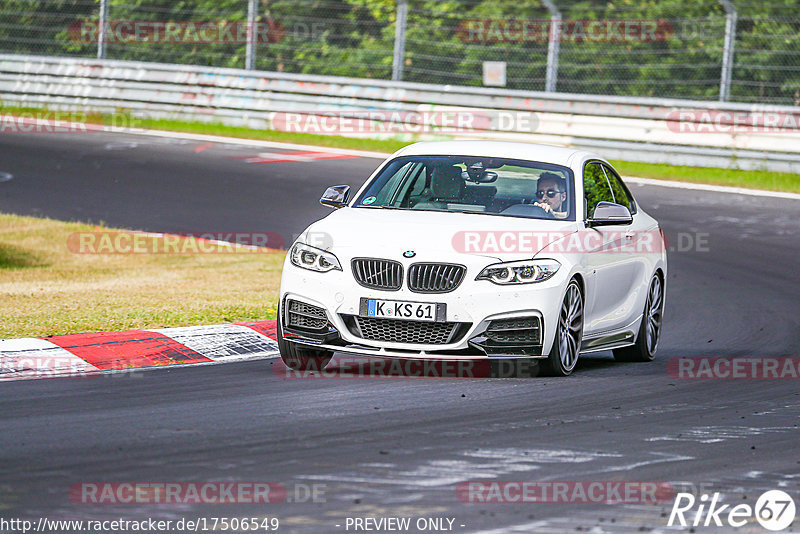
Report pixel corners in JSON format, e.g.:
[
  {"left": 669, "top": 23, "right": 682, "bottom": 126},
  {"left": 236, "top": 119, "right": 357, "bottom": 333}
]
[{"left": 557, "top": 282, "right": 583, "bottom": 372}]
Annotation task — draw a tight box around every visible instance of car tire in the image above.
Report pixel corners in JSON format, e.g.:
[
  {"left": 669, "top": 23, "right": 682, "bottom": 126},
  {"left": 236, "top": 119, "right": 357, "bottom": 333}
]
[
  {"left": 614, "top": 273, "right": 664, "bottom": 362},
  {"left": 542, "top": 279, "right": 583, "bottom": 377},
  {"left": 277, "top": 308, "right": 333, "bottom": 372}
]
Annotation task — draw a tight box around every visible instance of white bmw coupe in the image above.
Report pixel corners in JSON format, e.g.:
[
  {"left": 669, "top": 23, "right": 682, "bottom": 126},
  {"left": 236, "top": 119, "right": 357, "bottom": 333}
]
[{"left": 278, "top": 141, "right": 666, "bottom": 376}]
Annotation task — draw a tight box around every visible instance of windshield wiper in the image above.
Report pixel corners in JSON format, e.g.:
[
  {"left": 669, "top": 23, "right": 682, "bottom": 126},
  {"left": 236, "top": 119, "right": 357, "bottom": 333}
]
[{"left": 355, "top": 205, "right": 404, "bottom": 210}]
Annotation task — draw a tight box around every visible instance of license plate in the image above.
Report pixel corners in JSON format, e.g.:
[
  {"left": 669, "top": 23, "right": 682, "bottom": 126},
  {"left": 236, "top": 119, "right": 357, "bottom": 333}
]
[{"left": 360, "top": 298, "right": 446, "bottom": 323}]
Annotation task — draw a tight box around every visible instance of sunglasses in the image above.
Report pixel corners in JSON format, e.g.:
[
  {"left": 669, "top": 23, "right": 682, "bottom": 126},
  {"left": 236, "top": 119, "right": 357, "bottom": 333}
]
[{"left": 536, "top": 189, "right": 563, "bottom": 199}]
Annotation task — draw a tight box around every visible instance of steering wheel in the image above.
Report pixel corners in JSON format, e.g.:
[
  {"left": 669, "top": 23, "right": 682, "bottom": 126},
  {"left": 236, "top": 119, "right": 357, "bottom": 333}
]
[
  {"left": 528, "top": 204, "right": 556, "bottom": 219},
  {"left": 499, "top": 203, "right": 556, "bottom": 219}
]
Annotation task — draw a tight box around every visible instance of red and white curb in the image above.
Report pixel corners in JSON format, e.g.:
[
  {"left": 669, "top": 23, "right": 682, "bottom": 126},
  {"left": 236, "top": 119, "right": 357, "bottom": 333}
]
[{"left": 0, "top": 320, "right": 279, "bottom": 381}]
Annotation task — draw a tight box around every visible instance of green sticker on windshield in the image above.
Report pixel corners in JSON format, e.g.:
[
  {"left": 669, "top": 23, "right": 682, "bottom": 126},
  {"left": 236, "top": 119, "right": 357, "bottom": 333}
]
[{"left": 362, "top": 196, "right": 377, "bottom": 205}]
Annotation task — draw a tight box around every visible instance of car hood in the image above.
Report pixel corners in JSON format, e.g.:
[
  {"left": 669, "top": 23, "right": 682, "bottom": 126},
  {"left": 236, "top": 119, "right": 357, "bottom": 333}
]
[{"left": 299, "top": 207, "right": 580, "bottom": 263}]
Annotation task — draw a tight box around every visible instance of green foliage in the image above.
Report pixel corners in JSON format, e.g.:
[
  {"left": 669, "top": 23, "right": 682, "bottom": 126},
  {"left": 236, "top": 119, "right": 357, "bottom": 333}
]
[{"left": 0, "top": 0, "right": 797, "bottom": 104}]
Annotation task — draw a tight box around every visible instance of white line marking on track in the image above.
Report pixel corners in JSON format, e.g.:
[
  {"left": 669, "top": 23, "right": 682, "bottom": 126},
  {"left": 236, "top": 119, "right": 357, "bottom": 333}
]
[
  {"left": 624, "top": 176, "right": 800, "bottom": 200},
  {"left": 103, "top": 142, "right": 139, "bottom": 150},
  {"left": 65, "top": 123, "right": 800, "bottom": 199},
  {"left": 0, "top": 171, "right": 13, "bottom": 183}
]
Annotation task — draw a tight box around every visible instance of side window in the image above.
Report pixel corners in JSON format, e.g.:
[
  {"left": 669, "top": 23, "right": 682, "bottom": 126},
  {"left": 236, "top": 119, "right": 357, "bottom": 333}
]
[
  {"left": 602, "top": 164, "right": 636, "bottom": 213},
  {"left": 583, "top": 162, "right": 614, "bottom": 218}
]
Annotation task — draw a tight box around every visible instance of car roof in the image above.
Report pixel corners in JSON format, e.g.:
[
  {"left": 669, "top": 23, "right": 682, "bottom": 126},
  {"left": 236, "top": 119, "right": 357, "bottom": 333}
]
[{"left": 393, "top": 140, "right": 603, "bottom": 167}]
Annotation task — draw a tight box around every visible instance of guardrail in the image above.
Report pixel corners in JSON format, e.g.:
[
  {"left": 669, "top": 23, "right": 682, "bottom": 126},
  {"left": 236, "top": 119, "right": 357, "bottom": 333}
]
[{"left": 2, "top": 54, "right": 800, "bottom": 173}]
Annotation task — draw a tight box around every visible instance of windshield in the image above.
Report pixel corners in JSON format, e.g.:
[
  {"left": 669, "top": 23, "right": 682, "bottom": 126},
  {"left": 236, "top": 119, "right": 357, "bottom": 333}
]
[{"left": 353, "top": 155, "right": 575, "bottom": 221}]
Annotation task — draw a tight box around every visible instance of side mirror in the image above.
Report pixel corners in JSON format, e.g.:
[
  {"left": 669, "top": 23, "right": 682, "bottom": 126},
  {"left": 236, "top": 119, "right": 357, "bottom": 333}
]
[
  {"left": 320, "top": 185, "right": 350, "bottom": 209},
  {"left": 587, "top": 201, "right": 632, "bottom": 226}
]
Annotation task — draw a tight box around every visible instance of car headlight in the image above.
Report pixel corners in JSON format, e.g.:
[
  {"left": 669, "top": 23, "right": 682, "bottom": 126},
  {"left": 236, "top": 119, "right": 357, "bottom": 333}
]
[
  {"left": 290, "top": 243, "right": 342, "bottom": 273},
  {"left": 476, "top": 259, "right": 561, "bottom": 285}
]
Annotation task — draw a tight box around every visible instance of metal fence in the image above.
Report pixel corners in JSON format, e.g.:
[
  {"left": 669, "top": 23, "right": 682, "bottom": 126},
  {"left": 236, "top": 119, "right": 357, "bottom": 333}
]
[
  {"left": 6, "top": 53, "right": 800, "bottom": 173},
  {"left": 1, "top": 0, "right": 798, "bottom": 105}
]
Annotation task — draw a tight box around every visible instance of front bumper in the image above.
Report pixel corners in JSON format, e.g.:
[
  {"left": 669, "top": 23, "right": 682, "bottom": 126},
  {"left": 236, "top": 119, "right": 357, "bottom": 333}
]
[{"left": 279, "top": 256, "right": 570, "bottom": 360}]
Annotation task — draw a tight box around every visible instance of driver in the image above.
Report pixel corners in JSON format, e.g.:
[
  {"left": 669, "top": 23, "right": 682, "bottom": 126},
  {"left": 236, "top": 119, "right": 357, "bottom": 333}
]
[{"left": 534, "top": 172, "right": 568, "bottom": 219}]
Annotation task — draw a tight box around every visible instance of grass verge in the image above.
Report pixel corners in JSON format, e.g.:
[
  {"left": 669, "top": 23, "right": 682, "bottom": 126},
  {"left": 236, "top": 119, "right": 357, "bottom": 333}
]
[
  {"left": 0, "top": 213, "right": 283, "bottom": 338},
  {"left": 609, "top": 160, "right": 800, "bottom": 193},
  {"left": 2, "top": 105, "right": 799, "bottom": 193}
]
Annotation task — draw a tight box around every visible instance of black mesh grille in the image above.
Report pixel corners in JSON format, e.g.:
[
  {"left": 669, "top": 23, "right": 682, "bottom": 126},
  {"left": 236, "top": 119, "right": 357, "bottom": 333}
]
[
  {"left": 287, "top": 299, "right": 327, "bottom": 331},
  {"left": 290, "top": 314, "right": 327, "bottom": 330},
  {"left": 352, "top": 258, "right": 403, "bottom": 291},
  {"left": 349, "top": 316, "right": 466, "bottom": 345},
  {"left": 486, "top": 317, "right": 541, "bottom": 345},
  {"left": 408, "top": 263, "right": 466, "bottom": 293},
  {"left": 488, "top": 330, "right": 540, "bottom": 344}
]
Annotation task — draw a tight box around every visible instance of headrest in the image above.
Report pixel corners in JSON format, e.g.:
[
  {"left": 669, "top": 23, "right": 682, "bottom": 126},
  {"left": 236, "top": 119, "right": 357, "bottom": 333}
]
[{"left": 430, "top": 165, "right": 465, "bottom": 200}]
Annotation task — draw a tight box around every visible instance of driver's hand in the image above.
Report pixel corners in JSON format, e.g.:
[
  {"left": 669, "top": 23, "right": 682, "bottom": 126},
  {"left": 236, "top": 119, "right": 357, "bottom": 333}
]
[{"left": 534, "top": 202, "right": 552, "bottom": 212}]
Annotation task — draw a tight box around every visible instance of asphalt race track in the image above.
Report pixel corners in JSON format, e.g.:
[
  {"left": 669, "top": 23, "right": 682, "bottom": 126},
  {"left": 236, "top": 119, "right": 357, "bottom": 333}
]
[
  {"left": 0, "top": 132, "right": 376, "bottom": 247},
  {"left": 1, "top": 131, "right": 799, "bottom": 533}
]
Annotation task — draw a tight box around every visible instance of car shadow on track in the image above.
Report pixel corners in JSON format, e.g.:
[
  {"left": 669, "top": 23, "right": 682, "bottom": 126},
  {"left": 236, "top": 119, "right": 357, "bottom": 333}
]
[{"left": 270, "top": 353, "right": 638, "bottom": 380}]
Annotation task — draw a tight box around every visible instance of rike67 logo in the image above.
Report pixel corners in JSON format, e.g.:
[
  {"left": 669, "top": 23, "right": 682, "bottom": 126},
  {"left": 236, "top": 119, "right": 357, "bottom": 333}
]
[{"left": 668, "top": 490, "right": 796, "bottom": 531}]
